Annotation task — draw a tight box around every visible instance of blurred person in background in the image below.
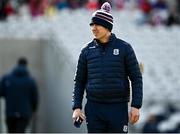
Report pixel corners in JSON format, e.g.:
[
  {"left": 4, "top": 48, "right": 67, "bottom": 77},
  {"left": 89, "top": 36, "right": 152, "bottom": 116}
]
[
  {"left": 0, "top": 0, "right": 14, "bottom": 21},
  {"left": 45, "top": 0, "right": 57, "bottom": 17},
  {"left": 0, "top": 57, "right": 39, "bottom": 133},
  {"left": 29, "top": 0, "right": 48, "bottom": 17},
  {"left": 142, "top": 114, "right": 160, "bottom": 133},
  {"left": 0, "top": 0, "right": 9, "bottom": 21},
  {"left": 67, "top": 0, "right": 80, "bottom": 9},
  {"left": 177, "top": 0, "right": 180, "bottom": 15},
  {"left": 72, "top": 2, "right": 143, "bottom": 133},
  {"left": 166, "top": 0, "right": 180, "bottom": 26},
  {"left": 166, "top": 5, "right": 180, "bottom": 26},
  {"left": 98, "top": 0, "right": 110, "bottom": 8},
  {"left": 142, "top": 104, "right": 180, "bottom": 133},
  {"left": 152, "top": 0, "right": 168, "bottom": 10},
  {"left": 85, "top": 0, "right": 98, "bottom": 11},
  {"left": 55, "top": 0, "right": 68, "bottom": 10},
  {"left": 10, "top": 0, "right": 30, "bottom": 15},
  {"left": 138, "top": 0, "right": 153, "bottom": 25},
  {"left": 150, "top": 0, "right": 169, "bottom": 26},
  {"left": 111, "top": 0, "right": 126, "bottom": 10}
]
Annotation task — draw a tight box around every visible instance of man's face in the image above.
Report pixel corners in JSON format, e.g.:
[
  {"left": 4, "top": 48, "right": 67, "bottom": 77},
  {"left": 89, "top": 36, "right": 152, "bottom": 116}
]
[{"left": 91, "top": 24, "right": 109, "bottom": 40}]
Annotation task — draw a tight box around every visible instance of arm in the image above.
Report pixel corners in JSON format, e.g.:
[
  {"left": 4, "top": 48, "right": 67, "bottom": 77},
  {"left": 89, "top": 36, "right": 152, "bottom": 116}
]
[
  {"left": 125, "top": 44, "right": 143, "bottom": 124},
  {"left": 72, "top": 49, "right": 87, "bottom": 121},
  {"left": 0, "top": 78, "right": 5, "bottom": 97},
  {"left": 30, "top": 79, "right": 39, "bottom": 113},
  {"left": 72, "top": 49, "right": 87, "bottom": 110}
]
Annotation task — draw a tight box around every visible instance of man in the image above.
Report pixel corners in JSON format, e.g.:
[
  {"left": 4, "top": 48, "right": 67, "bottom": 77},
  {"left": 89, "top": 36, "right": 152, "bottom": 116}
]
[
  {"left": 72, "top": 2, "right": 143, "bottom": 133},
  {"left": 0, "top": 57, "right": 38, "bottom": 133}
]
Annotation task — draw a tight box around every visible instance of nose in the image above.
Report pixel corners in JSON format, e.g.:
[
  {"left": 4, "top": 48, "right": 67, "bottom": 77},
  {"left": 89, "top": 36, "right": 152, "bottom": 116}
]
[{"left": 91, "top": 24, "right": 97, "bottom": 30}]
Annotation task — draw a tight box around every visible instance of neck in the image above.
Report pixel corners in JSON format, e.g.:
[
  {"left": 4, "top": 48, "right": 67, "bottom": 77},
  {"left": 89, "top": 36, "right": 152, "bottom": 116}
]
[{"left": 99, "top": 32, "right": 111, "bottom": 43}]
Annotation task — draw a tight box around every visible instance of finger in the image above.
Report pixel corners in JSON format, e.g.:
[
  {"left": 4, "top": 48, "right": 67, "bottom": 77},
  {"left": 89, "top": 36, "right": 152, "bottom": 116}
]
[
  {"left": 72, "top": 113, "right": 79, "bottom": 121},
  {"left": 73, "top": 117, "right": 77, "bottom": 122},
  {"left": 130, "top": 112, "right": 134, "bottom": 121},
  {"left": 134, "top": 115, "right": 139, "bottom": 123},
  {"left": 132, "top": 115, "right": 140, "bottom": 124},
  {"left": 130, "top": 114, "right": 136, "bottom": 124},
  {"left": 72, "top": 114, "right": 77, "bottom": 119},
  {"left": 79, "top": 114, "right": 86, "bottom": 121},
  {"left": 130, "top": 116, "right": 135, "bottom": 124},
  {"left": 81, "top": 113, "right": 86, "bottom": 119},
  {"left": 72, "top": 115, "right": 75, "bottom": 120},
  {"left": 76, "top": 117, "right": 80, "bottom": 121}
]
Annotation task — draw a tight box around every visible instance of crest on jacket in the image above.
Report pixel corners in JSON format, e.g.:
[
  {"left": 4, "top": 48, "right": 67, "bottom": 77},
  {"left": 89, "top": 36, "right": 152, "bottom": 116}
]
[{"left": 113, "top": 49, "right": 119, "bottom": 55}]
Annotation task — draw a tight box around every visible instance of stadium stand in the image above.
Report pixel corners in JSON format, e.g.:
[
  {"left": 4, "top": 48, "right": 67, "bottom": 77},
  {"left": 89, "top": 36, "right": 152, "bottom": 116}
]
[{"left": 0, "top": 8, "right": 180, "bottom": 132}]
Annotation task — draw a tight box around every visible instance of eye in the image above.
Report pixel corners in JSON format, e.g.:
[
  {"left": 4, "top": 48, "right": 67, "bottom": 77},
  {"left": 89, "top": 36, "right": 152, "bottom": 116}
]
[{"left": 90, "top": 23, "right": 94, "bottom": 26}]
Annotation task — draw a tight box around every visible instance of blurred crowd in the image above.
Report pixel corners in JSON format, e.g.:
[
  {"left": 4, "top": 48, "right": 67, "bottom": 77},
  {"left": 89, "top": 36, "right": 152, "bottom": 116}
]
[
  {"left": 0, "top": 0, "right": 180, "bottom": 26},
  {"left": 137, "top": 0, "right": 180, "bottom": 26},
  {"left": 142, "top": 104, "right": 180, "bottom": 133}
]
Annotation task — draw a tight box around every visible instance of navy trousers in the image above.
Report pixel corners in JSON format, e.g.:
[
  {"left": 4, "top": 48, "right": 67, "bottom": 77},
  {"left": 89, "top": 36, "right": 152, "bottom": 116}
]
[
  {"left": 6, "top": 117, "right": 30, "bottom": 133},
  {"left": 85, "top": 100, "right": 129, "bottom": 133}
]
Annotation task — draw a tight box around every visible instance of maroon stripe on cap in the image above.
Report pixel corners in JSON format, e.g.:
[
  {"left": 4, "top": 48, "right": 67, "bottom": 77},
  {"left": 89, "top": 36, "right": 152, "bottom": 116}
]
[
  {"left": 98, "top": 12, "right": 113, "bottom": 19},
  {"left": 95, "top": 14, "right": 113, "bottom": 23}
]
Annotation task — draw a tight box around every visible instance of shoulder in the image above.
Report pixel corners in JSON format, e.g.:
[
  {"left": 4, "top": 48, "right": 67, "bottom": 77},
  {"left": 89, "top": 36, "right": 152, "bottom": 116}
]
[
  {"left": 80, "top": 40, "right": 95, "bottom": 53},
  {"left": 116, "top": 38, "right": 131, "bottom": 48},
  {"left": 115, "top": 38, "right": 134, "bottom": 52},
  {"left": 21, "top": 72, "right": 35, "bottom": 83},
  {"left": 0, "top": 74, "right": 11, "bottom": 88},
  {"left": 1, "top": 74, "right": 10, "bottom": 82},
  {"left": 110, "top": 33, "right": 131, "bottom": 48},
  {"left": 28, "top": 76, "right": 36, "bottom": 83}
]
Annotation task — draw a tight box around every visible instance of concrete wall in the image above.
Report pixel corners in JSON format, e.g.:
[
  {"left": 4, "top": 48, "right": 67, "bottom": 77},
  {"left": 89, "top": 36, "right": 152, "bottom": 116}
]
[
  {"left": 0, "top": 39, "right": 46, "bottom": 133},
  {"left": 0, "top": 38, "right": 87, "bottom": 133},
  {"left": 42, "top": 40, "right": 87, "bottom": 133}
]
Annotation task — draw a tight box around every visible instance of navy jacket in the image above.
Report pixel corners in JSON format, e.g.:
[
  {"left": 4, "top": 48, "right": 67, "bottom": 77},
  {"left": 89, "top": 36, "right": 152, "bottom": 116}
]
[
  {"left": 0, "top": 65, "right": 38, "bottom": 118},
  {"left": 72, "top": 34, "right": 143, "bottom": 110}
]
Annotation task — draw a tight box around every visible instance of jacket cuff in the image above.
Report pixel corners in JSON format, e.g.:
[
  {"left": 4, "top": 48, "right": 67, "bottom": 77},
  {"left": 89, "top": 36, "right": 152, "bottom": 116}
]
[
  {"left": 72, "top": 105, "right": 82, "bottom": 110},
  {"left": 131, "top": 104, "right": 141, "bottom": 109},
  {"left": 131, "top": 98, "right": 142, "bottom": 109}
]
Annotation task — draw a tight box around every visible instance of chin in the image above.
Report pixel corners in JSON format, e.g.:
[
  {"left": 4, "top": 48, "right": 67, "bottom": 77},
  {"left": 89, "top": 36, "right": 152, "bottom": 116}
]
[
  {"left": 93, "top": 34, "right": 98, "bottom": 38},
  {"left": 94, "top": 36, "right": 100, "bottom": 39}
]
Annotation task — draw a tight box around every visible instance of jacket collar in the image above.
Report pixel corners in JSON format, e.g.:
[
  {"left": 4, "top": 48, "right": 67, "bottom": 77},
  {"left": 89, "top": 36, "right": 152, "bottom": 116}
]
[
  {"left": 93, "top": 33, "right": 116, "bottom": 47},
  {"left": 12, "top": 65, "right": 29, "bottom": 77}
]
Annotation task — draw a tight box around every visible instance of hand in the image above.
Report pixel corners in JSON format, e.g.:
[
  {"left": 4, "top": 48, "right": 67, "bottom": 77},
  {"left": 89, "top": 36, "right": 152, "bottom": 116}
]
[
  {"left": 129, "top": 107, "right": 140, "bottom": 124},
  {"left": 72, "top": 108, "right": 86, "bottom": 122}
]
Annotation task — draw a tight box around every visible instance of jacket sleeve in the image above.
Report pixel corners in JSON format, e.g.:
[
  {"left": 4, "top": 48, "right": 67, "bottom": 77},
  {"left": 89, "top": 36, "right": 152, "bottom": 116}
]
[
  {"left": 72, "top": 49, "right": 87, "bottom": 110},
  {"left": 30, "top": 79, "right": 39, "bottom": 112},
  {"left": 0, "top": 77, "right": 5, "bottom": 97},
  {"left": 0, "top": 79, "right": 3, "bottom": 97},
  {"left": 125, "top": 44, "right": 143, "bottom": 109}
]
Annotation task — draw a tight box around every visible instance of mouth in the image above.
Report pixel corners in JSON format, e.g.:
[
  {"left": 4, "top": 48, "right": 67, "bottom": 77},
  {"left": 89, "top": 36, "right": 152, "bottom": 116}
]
[{"left": 93, "top": 31, "right": 98, "bottom": 36}]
